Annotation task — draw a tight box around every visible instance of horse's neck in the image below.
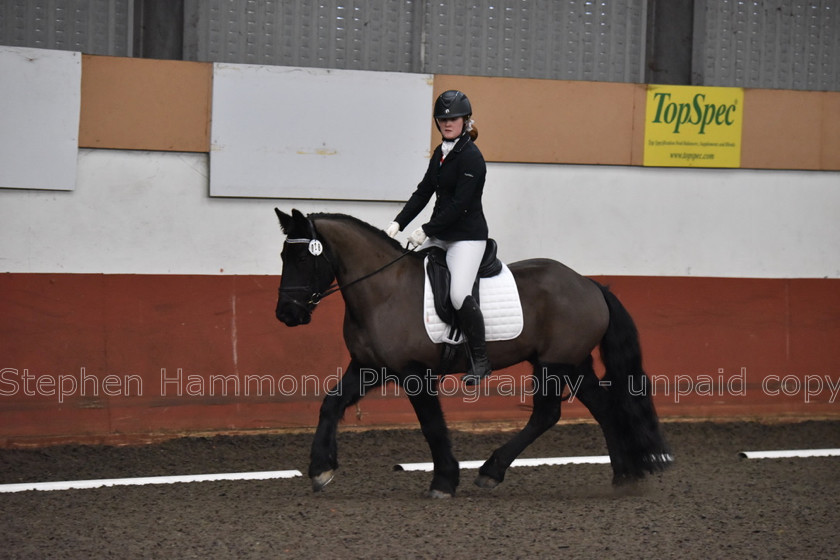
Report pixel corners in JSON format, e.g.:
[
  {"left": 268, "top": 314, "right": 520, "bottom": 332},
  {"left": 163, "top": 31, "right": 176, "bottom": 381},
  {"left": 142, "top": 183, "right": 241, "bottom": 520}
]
[{"left": 315, "top": 218, "right": 405, "bottom": 284}]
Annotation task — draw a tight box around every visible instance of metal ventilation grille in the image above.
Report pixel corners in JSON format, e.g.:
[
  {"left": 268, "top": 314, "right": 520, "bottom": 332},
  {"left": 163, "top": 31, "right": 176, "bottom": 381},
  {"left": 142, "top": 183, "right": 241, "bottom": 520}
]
[
  {"left": 0, "top": 0, "right": 133, "bottom": 56},
  {"left": 185, "top": 0, "right": 646, "bottom": 82},
  {"left": 695, "top": 0, "right": 839, "bottom": 90},
  {"left": 184, "top": 0, "right": 421, "bottom": 72},
  {"left": 424, "top": 0, "right": 645, "bottom": 82},
  {"left": 3, "top": 0, "right": 838, "bottom": 90}
]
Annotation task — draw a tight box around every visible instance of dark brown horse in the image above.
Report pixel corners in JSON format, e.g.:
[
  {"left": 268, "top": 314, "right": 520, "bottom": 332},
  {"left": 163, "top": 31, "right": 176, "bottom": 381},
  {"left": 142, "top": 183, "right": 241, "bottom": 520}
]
[{"left": 275, "top": 209, "right": 671, "bottom": 497}]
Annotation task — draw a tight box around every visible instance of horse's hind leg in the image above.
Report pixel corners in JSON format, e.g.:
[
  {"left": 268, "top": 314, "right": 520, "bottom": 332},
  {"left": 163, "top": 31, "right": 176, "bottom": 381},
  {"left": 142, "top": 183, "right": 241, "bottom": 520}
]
[
  {"left": 573, "top": 355, "right": 646, "bottom": 484},
  {"left": 309, "top": 360, "right": 385, "bottom": 491},
  {"left": 404, "top": 366, "right": 459, "bottom": 498},
  {"left": 475, "top": 363, "right": 566, "bottom": 488}
]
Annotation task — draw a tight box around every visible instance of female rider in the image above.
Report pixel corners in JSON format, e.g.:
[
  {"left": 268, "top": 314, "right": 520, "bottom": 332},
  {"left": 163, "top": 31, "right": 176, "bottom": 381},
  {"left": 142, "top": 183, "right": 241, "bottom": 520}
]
[{"left": 385, "top": 90, "right": 491, "bottom": 385}]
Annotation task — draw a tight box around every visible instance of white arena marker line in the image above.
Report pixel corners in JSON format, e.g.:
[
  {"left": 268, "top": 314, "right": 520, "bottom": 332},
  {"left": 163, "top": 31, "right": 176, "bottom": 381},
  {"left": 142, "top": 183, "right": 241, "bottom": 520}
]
[
  {"left": 738, "top": 448, "right": 840, "bottom": 460},
  {"left": 0, "top": 470, "right": 302, "bottom": 494},
  {"left": 395, "top": 455, "right": 611, "bottom": 472}
]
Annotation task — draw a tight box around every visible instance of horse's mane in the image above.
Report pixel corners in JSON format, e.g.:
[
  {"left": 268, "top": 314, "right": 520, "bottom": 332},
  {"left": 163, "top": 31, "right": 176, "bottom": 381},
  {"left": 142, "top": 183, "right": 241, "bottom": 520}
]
[{"left": 310, "top": 212, "right": 417, "bottom": 255}]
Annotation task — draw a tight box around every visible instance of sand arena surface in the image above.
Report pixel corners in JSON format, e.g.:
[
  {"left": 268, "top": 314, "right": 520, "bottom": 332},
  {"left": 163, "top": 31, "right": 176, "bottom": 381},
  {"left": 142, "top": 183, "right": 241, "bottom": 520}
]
[{"left": 2, "top": 420, "right": 839, "bottom": 558}]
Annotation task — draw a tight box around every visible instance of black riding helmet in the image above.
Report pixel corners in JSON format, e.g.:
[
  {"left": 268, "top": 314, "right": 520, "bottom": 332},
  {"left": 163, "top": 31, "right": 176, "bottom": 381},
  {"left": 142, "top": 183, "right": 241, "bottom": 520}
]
[{"left": 434, "top": 90, "right": 472, "bottom": 120}]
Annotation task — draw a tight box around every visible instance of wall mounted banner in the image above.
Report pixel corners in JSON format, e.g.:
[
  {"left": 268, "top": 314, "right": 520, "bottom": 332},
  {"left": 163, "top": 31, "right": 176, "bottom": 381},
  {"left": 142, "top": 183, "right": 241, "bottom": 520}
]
[{"left": 644, "top": 85, "right": 744, "bottom": 168}]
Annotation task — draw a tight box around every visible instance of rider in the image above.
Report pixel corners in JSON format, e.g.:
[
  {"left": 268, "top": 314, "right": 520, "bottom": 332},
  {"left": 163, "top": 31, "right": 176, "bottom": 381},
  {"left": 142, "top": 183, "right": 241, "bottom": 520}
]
[{"left": 384, "top": 89, "right": 492, "bottom": 385}]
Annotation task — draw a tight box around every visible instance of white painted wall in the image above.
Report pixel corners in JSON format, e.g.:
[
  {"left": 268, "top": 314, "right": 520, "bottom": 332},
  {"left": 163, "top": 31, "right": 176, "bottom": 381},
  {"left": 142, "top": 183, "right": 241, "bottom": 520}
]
[
  {"left": 1, "top": 149, "right": 838, "bottom": 278},
  {"left": 484, "top": 164, "right": 840, "bottom": 278}
]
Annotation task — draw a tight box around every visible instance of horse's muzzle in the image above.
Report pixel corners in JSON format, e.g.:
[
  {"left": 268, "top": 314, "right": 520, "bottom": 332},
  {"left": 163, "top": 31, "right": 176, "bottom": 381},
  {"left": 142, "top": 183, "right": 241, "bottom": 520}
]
[{"left": 276, "top": 299, "right": 312, "bottom": 326}]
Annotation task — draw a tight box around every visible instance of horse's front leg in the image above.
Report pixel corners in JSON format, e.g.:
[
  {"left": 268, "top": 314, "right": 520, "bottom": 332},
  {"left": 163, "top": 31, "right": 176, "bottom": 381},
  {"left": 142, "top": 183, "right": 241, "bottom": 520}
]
[
  {"left": 309, "top": 360, "right": 385, "bottom": 491},
  {"left": 403, "top": 366, "right": 459, "bottom": 498}
]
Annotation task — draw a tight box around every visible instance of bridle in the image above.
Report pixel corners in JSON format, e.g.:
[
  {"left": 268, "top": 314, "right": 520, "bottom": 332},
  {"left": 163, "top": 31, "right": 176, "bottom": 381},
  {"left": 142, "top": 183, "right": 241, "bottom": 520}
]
[
  {"left": 279, "top": 219, "right": 417, "bottom": 312},
  {"left": 280, "top": 235, "right": 336, "bottom": 311}
]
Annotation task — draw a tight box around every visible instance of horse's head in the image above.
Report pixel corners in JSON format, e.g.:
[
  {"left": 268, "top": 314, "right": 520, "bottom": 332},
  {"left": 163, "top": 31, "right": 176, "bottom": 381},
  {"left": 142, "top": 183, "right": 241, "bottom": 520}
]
[{"left": 274, "top": 208, "right": 336, "bottom": 326}]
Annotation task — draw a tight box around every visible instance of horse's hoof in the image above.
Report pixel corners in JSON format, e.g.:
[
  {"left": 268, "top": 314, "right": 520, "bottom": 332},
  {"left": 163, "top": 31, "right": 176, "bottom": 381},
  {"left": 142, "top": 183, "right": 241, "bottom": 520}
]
[
  {"left": 424, "top": 489, "right": 454, "bottom": 499},
  {"left": 474, "top": 474, "right": 500, "bottom": 489},
  {"left": 311, "top": 470, "right": 335, "bottom": 492}
]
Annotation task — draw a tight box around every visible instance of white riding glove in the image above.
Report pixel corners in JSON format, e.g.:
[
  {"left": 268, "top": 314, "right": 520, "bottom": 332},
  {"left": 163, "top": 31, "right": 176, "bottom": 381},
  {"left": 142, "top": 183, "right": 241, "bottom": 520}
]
[
  {"left": 385, "top": 221, "right": 400, "bottom": 239},
  {"left": 409, "top": 227, "right": 427, "bottom": 247}
]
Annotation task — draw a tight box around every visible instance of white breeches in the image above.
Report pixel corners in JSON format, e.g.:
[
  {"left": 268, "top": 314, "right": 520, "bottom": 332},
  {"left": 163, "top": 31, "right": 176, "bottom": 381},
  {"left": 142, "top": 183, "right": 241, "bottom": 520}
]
[{"left": 420, "top": 238, "right": 487, "bottom": 310}]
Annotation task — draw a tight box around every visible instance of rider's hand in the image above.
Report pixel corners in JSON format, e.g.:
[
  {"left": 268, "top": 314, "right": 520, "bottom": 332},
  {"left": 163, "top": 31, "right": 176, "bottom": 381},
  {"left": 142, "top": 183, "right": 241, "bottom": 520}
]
[
  {"left": 409, "top": 227, "right": 427, "bottom": 247},
  {"left": 385, "top": 221, "right": 400, "bottom": 239}
]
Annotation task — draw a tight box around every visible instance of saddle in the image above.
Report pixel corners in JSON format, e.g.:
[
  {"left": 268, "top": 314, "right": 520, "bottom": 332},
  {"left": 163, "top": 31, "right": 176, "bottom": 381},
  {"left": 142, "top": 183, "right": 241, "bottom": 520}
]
[{"left": 423, "top": 239, "right": 503, "bottom": 326}]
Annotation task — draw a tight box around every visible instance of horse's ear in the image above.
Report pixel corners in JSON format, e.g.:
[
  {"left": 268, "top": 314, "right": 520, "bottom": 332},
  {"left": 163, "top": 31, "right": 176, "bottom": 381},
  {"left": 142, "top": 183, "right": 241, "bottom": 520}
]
[
  {"left": 291, "top": 208, "right": 318, "bottom": 238},
  {"left": 275, "top": 208, "right": 294, "bottom": 234}
]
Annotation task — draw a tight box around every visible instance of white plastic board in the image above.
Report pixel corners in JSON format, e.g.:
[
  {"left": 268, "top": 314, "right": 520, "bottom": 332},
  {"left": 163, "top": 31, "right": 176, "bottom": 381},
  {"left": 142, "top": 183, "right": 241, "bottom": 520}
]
[
  {"left": 0, "top": 46, "right": 81, "bottom": 191},
  {"left": 210, "top": 64, "right": 433, "bottom": 200}
]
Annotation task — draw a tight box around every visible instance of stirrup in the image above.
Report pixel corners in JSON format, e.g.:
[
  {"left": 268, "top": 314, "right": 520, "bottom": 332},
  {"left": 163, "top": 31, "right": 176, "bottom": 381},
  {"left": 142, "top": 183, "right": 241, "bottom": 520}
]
[{"left": 462, "top": 352, "right": 492, "bottom": 386}]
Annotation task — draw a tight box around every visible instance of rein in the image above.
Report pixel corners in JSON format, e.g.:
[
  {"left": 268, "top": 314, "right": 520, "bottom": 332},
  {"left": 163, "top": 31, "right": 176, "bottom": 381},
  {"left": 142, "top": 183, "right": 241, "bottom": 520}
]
[
  {"left": 317, "top": 242, "right": 417, "bottom": 302},
  {"left": 282, "top": 225, "right": 417, "bottom": 307}
]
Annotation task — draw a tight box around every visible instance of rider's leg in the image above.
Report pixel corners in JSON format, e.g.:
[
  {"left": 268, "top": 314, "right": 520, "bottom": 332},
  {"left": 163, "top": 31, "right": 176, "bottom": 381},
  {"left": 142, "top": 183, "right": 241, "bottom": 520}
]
[{"left": 446, "top": 240, "right": 491, "bottom": 385}]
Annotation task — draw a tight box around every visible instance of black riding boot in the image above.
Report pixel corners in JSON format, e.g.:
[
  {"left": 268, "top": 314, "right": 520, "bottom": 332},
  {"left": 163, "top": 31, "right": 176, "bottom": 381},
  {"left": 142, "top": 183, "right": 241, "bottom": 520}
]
[{"left": 456, "top": 295, "right": 492, "bottom": 385}]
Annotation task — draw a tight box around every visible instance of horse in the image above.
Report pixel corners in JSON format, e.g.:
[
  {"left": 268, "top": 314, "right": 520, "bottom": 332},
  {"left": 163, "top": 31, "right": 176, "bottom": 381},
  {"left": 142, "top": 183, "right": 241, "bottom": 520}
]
[{"left": 274, "top": 209, "right": 671, "bottom": 497}]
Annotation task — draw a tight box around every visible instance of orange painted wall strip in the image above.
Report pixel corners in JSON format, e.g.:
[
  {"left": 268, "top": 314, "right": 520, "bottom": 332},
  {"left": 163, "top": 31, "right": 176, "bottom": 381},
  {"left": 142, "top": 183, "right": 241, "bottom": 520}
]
[
  {"left": 79, "top": 55, "right": 212, "bottom": 152},
  {"left": 741, "top": 89, "right": 826, "bottom": 170},
  {"left": 432, "top": 75, "right": 644, "bottom": 165},
  {"left": 822, "top": 93, "right": 840, "bottom": 170},
  {"left": 2, "top": 273, "right": 839, "bottom": 446},
  {"left": 75, "top": 56, "right": 840, "bottom": 169},
  {"left": 434, "top": 75, "right": 840, "bottom": 170}
]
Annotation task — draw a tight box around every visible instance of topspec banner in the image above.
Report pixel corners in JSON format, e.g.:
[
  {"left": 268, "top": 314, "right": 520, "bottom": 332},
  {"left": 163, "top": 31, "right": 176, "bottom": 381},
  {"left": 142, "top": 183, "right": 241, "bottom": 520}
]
[{"left": 644, "top": 84, "right": 744, "bottom": 168}]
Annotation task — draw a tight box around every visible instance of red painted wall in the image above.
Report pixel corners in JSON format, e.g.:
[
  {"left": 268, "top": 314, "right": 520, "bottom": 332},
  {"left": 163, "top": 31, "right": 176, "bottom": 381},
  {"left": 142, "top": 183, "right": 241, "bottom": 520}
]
[{"left": 1, "top": 273, "right": 839, "bottom": 445}]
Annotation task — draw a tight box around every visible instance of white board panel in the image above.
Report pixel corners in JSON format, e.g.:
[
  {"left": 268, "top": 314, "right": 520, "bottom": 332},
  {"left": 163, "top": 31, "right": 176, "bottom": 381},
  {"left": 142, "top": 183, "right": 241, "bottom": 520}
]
[
  {"left": 0, "top": 46, "right": 80, "bottom": 191},
  {"left": 210, "top": 64, "right": 433, "bottom": 200}
]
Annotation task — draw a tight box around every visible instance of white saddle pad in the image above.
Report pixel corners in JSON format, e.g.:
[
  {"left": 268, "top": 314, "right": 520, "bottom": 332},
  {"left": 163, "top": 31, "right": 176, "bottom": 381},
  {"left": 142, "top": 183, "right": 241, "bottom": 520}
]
[{"left": 423, "top": 258, "right": 524, "bottom": 344}]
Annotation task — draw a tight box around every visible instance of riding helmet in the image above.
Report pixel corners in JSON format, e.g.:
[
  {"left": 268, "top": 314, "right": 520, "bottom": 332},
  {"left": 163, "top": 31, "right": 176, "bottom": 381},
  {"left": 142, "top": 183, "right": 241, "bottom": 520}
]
[{"left": 434, "top": 90, "right": 472, "bottom": 119}]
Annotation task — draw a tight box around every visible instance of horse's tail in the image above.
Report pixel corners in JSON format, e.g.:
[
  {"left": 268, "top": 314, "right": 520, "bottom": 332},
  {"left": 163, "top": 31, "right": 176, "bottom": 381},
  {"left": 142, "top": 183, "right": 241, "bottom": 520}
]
[{"left": 597, "top": 283, "right": 672, "bottom": 481}]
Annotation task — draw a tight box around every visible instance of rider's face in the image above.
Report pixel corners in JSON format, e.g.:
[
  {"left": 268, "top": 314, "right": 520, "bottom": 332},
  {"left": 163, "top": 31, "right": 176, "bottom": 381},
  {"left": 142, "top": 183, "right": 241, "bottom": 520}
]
[{"left": 436, "top": 117, "right": 465, "bottom": 140}]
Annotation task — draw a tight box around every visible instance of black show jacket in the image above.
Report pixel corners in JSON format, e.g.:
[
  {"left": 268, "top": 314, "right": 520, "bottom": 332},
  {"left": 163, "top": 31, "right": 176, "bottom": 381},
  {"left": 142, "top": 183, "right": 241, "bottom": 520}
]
[{"left": 394, "top": 133, "right": 489, "bottom": 241}]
